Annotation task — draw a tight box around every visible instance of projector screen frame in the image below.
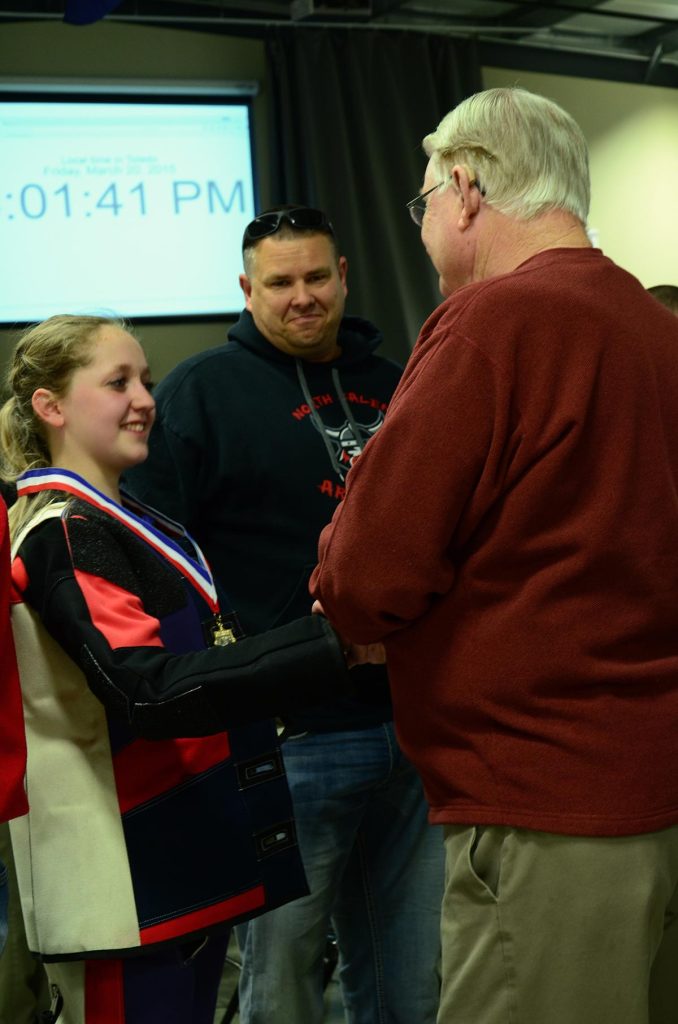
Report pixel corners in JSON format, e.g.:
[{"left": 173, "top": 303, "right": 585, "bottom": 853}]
[{"left": 0, "top": 76, "right": 261, "bottom": 328}]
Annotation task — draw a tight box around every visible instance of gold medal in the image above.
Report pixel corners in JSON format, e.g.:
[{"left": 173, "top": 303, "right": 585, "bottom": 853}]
[{"left": 212, "top": 614, "right": 237, "bottom": 646}]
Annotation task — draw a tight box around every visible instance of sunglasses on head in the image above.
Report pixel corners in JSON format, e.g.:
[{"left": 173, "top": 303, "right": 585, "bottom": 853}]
[{"left": 242, "top": 207, "right": 335, "bottom": 248}]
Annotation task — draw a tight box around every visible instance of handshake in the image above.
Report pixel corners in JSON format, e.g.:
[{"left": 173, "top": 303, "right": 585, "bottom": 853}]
[{"left": 311, "top": 600, "right": 386, "bottom": 668}]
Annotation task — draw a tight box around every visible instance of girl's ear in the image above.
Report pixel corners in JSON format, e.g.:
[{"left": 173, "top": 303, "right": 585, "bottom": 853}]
[{"left": 31, "top": 388, "right": 64, "bottom": 429}]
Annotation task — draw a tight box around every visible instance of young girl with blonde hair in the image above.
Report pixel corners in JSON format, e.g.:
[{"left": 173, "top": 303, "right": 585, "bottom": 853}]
[{"left": 1, "top": 314, "right": 360, "bottom": 1024}]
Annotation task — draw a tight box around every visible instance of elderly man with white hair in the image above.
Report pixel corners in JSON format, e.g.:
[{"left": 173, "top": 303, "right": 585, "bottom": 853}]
[{"left": 312, "top": 88, "right": 678, "bottom": 1024}]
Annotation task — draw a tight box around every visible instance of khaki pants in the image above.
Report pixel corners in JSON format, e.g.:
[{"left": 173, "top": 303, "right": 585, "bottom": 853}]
[{"left": 439, "top": 824, "right": 678, "bottom": 1024}]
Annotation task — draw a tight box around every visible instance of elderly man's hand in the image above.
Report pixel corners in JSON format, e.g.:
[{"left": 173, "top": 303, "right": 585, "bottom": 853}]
[
  {"left": 345, "top": 641, "right": 386, "bottom": 668},
  {"left": 311, "top": 600, "right": 385, "bottom": 667},
  {"left": 313, "top": 598, "right": 387, "bottom": 667}
]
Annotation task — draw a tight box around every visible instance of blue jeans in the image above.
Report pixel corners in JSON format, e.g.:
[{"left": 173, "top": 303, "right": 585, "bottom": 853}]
[{"left": 238, "top": 722, "right": 444, "bottom": 1024}]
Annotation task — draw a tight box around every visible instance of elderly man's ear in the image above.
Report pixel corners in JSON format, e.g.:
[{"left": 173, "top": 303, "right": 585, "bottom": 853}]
[{"left": 451, "top": 164, "right": 483, "bottom": 231}]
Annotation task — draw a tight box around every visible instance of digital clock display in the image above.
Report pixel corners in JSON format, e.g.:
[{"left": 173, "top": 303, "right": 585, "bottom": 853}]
[
  {"left": 3, "top": 178, "right": 244, "bottom": 220},
  {"left": 0, "top": 95, "right": 257, "bottom": 322}
]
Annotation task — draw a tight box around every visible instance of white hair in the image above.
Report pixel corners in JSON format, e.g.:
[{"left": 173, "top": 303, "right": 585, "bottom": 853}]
[{"left": 423, "top": 87, "right": 590, "bottom": 224}]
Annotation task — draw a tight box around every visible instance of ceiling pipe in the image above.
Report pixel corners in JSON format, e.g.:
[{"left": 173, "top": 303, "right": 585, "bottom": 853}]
[{"left": 645, "top": 41, "right": 664, "bottom": 83}]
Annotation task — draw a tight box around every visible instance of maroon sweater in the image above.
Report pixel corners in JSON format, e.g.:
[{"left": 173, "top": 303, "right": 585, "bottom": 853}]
[{"left": 312, "top": 248, "right": 678, "bottom": 837}]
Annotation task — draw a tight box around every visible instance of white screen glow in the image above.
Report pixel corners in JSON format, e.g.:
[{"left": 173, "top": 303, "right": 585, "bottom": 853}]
[{"left": 0, "top": 94, "right": 257, "bottom": 322}]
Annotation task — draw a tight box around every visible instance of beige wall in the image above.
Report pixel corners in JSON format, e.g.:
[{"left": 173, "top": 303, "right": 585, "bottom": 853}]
[
  {"left": 483, "top": 67, "right": 678, "bottom": 289},
  {"left": 0, "top": 19, "right": 268, "bottom": 380}
]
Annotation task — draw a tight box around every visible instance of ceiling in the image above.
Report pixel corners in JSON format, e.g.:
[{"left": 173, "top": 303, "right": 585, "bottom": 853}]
[{"left": 3, "top": 0, "right": 678, "bottom": 88}]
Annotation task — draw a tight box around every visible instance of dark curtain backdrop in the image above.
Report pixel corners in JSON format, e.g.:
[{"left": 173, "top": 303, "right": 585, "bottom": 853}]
[{"left": 264, "top": 28, "right": 482, "bottom": 364}]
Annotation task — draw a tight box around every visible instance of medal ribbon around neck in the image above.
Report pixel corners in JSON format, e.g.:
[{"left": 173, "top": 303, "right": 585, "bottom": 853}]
[{"left": 16, "top": 467, "right": 219, "bottom": 612}]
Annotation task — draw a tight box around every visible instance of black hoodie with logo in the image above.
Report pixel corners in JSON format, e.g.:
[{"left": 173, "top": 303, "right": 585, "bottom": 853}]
[{"left": 126, "top": 310, "right": 403, "bottom": 732}]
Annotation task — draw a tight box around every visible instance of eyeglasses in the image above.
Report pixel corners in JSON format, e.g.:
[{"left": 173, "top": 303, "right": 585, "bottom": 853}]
[
  {"left": 406, "top": 178, "right": 485, "bottom": 227},
  {"left": 242, "top": 207, "right": 335, "bottom": 249}
]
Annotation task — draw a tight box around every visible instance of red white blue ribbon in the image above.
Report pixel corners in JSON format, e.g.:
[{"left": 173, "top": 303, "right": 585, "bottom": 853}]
[{"left": 16, "top": 467, "right": 219, "bottom": 611}]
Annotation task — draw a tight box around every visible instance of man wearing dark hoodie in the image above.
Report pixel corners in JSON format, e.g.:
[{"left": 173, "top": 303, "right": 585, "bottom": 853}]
[{"left": 125, "top": 207, "right": 443, "bottom": 1024}]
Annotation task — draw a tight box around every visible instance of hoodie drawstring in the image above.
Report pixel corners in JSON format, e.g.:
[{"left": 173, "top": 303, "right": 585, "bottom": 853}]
[{"left": 295, "top": 360, "right": 366, "bottom": 480}]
